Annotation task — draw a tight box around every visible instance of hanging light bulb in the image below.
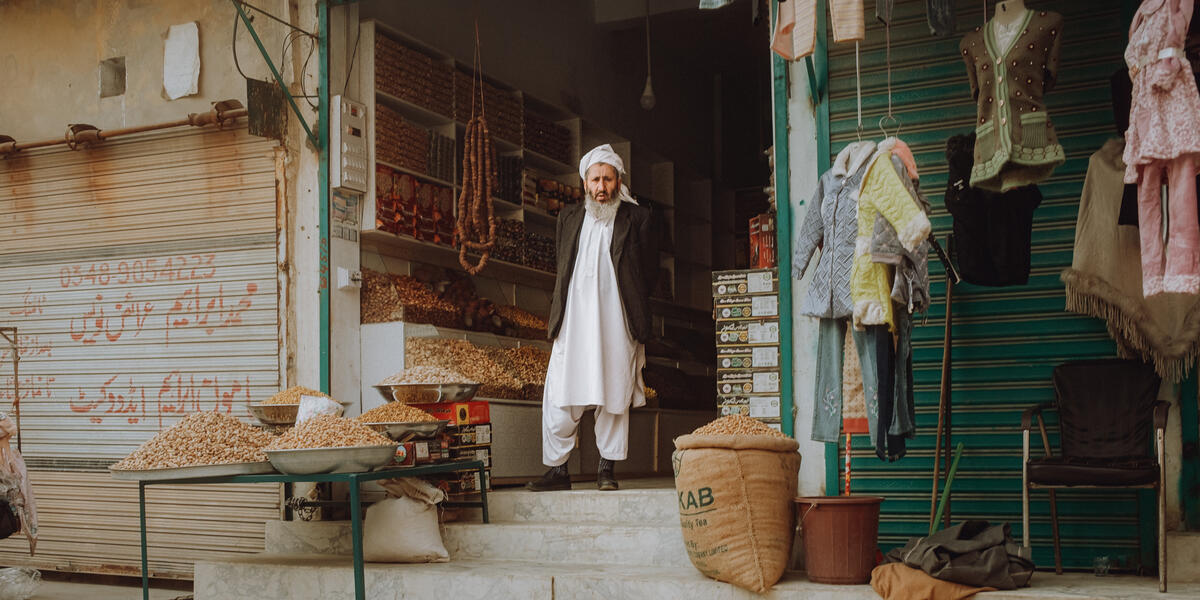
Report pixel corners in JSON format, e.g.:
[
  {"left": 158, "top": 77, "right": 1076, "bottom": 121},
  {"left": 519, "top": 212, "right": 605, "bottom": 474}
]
[
  {"left": 640, "top": 75, "right": 656, "bottom": 110},
  {"left": 641, "top": 0, "right": 656, "bottom": 110}
]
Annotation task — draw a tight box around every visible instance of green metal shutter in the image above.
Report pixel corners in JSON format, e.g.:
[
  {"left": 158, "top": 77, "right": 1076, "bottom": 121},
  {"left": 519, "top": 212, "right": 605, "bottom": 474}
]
[{"left": 823, "top": 0, "right": 1151, "bottom": 570}]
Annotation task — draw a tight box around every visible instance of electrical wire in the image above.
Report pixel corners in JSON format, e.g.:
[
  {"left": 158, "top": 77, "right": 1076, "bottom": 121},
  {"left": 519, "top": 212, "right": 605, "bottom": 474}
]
[
  {"left": 299, "top": 31, "right": 318, "bottom": 109},
  {"left": 231, "top": 8, "right": 318, "bottom": 108},
  {"left": 343, "top": 22, "right": 362, "bottom": 95},
  {"left": 232, "top": 10, "right": 252, "bottom": 81}
]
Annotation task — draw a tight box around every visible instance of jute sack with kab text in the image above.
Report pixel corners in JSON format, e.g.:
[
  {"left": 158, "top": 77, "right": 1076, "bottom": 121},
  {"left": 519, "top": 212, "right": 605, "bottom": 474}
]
[{"left": 672, "top": 432, "right": 800, "bottom": 594}]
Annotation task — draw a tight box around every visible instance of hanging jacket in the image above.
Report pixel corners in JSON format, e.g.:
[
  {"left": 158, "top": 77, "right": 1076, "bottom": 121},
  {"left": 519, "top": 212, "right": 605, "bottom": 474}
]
[
  {"left": 793, "top": 141, "right": 877, "bottom": 319},
  {"left": 870, "top": 146, "right": 932, "bottom": 315},
  {"left": 852, "top": 138, "right": 932, "bottom": 330},
  {"left": 944, "top": 133, "right": 1042, "bottom": 287}
]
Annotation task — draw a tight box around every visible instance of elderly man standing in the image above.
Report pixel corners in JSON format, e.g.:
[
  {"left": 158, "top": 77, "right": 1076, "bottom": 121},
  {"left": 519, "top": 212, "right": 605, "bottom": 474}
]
[{"left": 526, "top": 144, "right": 658, "bottom": 492}]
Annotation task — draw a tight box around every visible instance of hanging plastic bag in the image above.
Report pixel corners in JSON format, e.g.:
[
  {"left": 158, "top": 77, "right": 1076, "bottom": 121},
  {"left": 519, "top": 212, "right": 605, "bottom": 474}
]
[
  {"left": 296, "top": 394, "right": 343, "bottom": 425},
  {"left": 0, "top": 567, "right": 41, "bottom": 600}
]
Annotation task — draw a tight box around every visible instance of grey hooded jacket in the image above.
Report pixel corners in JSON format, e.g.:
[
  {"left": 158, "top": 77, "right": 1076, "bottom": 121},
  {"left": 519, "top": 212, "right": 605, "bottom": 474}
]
[{"left": 793, "top": 141, "right": 877, "bottom": 319}]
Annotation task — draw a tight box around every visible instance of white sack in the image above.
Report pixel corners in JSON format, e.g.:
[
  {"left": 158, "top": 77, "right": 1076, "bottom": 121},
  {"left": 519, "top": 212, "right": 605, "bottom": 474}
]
[{"left": 362, "top": 496, "right": 449, "bottom": 563}]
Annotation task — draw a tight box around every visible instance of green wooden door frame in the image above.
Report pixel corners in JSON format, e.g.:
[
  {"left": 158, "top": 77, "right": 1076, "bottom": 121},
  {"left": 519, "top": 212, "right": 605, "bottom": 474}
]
[{"left": 770, "top": 0, "right": 794, "bottom": 438}]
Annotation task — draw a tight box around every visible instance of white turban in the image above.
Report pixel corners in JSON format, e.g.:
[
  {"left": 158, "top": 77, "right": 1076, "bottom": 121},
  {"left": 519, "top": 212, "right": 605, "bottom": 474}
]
[{"left": 579, "top": 144, "right": 637, "bottom": 204}]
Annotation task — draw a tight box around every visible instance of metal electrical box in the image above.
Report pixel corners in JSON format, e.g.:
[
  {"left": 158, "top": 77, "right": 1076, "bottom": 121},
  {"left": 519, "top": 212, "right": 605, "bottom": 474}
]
[{"left": 331, "top": 95, "right": 368, "bottom": 194}]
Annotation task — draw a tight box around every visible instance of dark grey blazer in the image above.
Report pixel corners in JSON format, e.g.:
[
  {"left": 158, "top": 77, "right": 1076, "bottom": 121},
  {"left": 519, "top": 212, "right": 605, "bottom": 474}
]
[{"left": 547, "top": 201, "right": 658, "bottom": 343}]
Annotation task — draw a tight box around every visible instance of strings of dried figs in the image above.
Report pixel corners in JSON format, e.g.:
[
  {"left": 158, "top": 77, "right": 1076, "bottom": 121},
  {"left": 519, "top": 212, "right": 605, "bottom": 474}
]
[{"left": 456, "top": 23, "right": 497, "bottom": 275}]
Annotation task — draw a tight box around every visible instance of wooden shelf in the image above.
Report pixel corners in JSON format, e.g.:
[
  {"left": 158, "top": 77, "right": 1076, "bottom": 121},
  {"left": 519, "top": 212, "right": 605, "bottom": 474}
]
[
  {"left": 361, "top": 229, "right": 556, "bottom": 290},
  {"left": 376, "top": 159, "right": 455, "bottom": 189},
  {"left": 375, "top": 90, "right": 454, "bottom": 129},
  {"left": 523, "top": 147, "right": 575, "bottom": 175},
  {"left": 522, "top": 206, "right": 559, "bottom": 227}
]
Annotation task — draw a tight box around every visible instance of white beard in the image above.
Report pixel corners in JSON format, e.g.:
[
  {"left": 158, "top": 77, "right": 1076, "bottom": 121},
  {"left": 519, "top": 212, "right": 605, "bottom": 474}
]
[{"left": 585, "top": 194, "right": 620, "bottom": 221}]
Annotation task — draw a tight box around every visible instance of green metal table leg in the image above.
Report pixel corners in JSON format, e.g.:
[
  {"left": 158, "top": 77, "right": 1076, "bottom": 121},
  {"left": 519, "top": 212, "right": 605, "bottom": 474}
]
[
  {"left": 478, "top": 464, "right": 489, "bottom": 523},
  {"left": 140, "top": 482, "right": 149, "bottom": 600},
  {"left": 349, "top": 476, "right": 365, "bottom": 600}
]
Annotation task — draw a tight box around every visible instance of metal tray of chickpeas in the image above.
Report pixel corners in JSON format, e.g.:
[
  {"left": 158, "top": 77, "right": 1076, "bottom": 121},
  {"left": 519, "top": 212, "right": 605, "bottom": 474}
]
[
  {"left": 264, "top": 445, "right": 398, "bottom": 475},
  {"left": 109, "top": 461, "right": 276, "bottom": 481}
]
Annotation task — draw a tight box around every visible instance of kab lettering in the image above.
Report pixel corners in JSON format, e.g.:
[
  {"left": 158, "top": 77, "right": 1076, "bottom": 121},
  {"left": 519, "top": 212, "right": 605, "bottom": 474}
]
[{"left": 679, "top": 487, "right": 715, "bottom": 511}]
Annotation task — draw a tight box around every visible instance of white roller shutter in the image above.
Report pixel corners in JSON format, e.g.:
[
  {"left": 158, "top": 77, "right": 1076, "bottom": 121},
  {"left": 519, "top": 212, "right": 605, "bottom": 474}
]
[{"left": 0, "top": 126, "right": 283, "bottom": 577}]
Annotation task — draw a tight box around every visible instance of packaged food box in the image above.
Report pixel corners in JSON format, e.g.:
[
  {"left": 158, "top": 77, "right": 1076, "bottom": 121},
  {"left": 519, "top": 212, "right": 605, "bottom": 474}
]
[
  {"left": 717, "top": 370, "right": 780, "bottom": 395},
  {"left": 714, "top": 294, "right": 779, "bottom": 321},
  {"left": 717, "top": 345, "right": 780, "bottom": 370},
  {"left": 716, "top": 319, "right": 779, "bottom": 346},
  {"left": 449, "top": 446, "right": 492, "bottom": 468},
  {"left": 410, "top": 401, "right": 490, "bottom": 426},
  {"left": 711, "top": 268, "right": 778, "bottom": 297},
  {"left": 717, "top": 397, "right": 781, "bottom": 421},
  {"left": 445, "top": 423, "right": 492, "bottom": 445}
]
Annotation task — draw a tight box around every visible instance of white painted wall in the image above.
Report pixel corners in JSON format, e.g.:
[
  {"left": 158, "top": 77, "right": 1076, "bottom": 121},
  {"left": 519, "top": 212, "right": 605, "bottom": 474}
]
[
  {"left": 0, "top": 0, "right": 290, "bottom": 140},
  {"left": 784, "top": 59, "right": 826, "bottom": 497}
]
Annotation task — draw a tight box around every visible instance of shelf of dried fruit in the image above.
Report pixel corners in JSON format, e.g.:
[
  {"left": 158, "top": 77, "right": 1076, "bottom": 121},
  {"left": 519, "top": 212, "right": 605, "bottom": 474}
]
[{"left": 359, "top": 20, "right": 581, "bottom": 290}]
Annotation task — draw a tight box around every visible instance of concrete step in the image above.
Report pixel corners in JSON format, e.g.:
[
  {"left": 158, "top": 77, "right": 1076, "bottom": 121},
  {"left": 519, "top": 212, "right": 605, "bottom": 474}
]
[
  {"left": 266, "top": 518, "right": 689, "bottom": 568},
  {"left": 441, "top": 521, "right": 690, "bottom": 567},
  {"left": 194, "top": 554, "right": 1200, "bottom": 600},
  {"left": 193, "top": 554, "right": 871, "bottom": 600},
  {"left": 485, "top": 487, "right": 679, "bottom": 524}
]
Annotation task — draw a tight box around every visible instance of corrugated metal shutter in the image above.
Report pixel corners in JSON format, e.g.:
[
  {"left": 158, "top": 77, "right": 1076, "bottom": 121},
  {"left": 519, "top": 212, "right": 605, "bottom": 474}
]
[
  {"left": 824, "top": 0, "right": 1148, "bottom": 570},
  {"left": 0, "top": 127, "right": 283, "bottom": 577}
]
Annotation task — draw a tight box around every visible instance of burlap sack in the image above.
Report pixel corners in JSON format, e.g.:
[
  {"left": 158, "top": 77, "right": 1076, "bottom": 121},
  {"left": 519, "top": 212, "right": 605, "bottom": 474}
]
[{"left": 672, "top": 433, "right": 801, "bottom": 593}]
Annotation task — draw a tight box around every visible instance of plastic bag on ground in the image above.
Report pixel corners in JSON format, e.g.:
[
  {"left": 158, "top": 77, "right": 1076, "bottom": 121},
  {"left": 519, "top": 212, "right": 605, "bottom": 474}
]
[{"left": 0, "top": 567, "right": 40, "bottom": 600}]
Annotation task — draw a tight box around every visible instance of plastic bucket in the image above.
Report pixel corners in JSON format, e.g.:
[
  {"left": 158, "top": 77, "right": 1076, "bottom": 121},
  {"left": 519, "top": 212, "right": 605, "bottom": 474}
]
[{"left": 794, "top": 496, "right": 884, "bottom": 584}]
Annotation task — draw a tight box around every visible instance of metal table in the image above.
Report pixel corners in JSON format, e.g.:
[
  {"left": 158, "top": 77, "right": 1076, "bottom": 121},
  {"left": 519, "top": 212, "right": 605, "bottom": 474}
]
[{"left": 136, "top": 460, "right": 488, "bottom": 600}]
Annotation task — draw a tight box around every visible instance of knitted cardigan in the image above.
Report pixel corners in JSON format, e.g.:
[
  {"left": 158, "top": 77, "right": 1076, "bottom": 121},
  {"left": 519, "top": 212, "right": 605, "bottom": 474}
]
[{"left": 960, "top": 9, "right": 1065, "bottom": 192}]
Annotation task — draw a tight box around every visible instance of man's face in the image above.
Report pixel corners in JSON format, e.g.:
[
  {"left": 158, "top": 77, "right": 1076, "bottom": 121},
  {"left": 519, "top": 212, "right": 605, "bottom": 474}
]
[{"left": 585, "top": 163, "right": 620, "bottom": 203}]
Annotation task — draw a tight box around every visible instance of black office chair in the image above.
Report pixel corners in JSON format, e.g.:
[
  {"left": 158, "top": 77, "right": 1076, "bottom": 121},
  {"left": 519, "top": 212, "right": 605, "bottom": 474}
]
[{"left": 1020, "top": 359, "right": 1168, "bottom": 592}]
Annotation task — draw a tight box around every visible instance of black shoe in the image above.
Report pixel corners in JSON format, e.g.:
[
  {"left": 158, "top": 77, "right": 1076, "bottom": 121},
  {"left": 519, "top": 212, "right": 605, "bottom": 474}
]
[
  {"left": 597, "top": 458, "right": 619, "bottom": 491},
  {"left": 525, "top": 464, "right": 571, "bottom": 492}
]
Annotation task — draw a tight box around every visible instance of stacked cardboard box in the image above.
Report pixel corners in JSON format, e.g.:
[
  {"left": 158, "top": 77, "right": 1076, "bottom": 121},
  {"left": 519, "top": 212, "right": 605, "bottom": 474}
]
[
  {"left": 410, "top": 401, "right": 493, "bottom": 500},
  {"left": 749, "top": 212, "right": 777, "bottom": 269},
  {"left": 523, "top": 110, "right": 572, "bottom": 165},
  {"left": 374, "top": 33, "right": 454, "bottom": 118},
  {"left": 712, "top": 268, "right": 781, "bottom": 431},
  {"left": 376, "top": 103, "right": 431, "bottom": 175},
  {"left": 454, "top": 70, "right": 522, "bottom": 146}
]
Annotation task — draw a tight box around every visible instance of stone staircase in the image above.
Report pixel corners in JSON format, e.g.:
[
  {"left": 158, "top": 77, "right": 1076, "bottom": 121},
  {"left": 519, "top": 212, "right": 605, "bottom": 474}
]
[{"left": 192, "top": 484, "right": 1199, "bottom": 599}]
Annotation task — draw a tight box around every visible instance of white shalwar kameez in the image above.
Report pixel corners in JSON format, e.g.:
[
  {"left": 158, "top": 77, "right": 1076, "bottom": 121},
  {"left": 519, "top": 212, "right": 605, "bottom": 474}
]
[{"left": 541, "top": 208, "right": 646, "bottom": 466}]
